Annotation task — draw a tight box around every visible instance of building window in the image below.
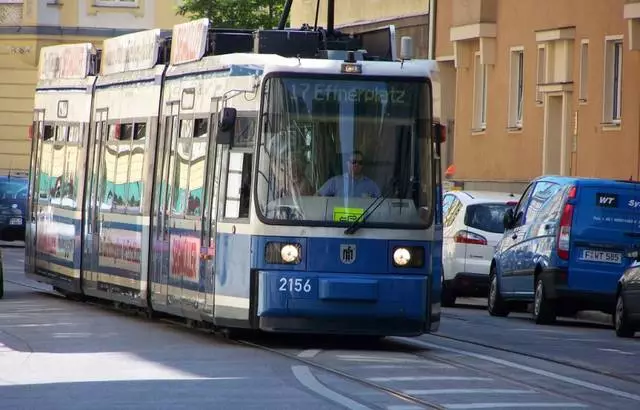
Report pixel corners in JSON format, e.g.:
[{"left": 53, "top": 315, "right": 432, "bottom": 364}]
[
  {"left": 535, "top": 45, "right": 546, "bottom": 105},
  {"left": 508, "top": 47, "right": 524, "bottom": 128},
  {"left": 603, "top": 36, "right": 623, "bottom": 124},
  {"left": 473, "top": 52, "right": 487, "bottom": 131},
  {"left": 579, "top": 40, "right": 589, "bottom": 103},
  {"left": 94, "top": 0, "right": 138, "bottom": 7}
]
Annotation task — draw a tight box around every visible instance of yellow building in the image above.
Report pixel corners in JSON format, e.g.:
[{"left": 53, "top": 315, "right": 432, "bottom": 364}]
[{"left": 0, "top": 0, "right": 187, "bottom": 171}]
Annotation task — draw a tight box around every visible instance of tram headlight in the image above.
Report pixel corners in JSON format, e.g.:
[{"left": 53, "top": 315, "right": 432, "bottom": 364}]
[
  {"left": 393, "top": 247, "right": 412, "bottom": 266},
  {"left": 391, "top": 246, "right": 425, "bottom": 268},
  {"left": 280, "top": 244, "right": 300, "bottom": 263},
  {"left": 265, "top": 242, "right": 302, "bottom": 264}
]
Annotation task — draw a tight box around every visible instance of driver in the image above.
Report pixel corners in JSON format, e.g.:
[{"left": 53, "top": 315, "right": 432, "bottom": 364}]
[{"left": 317, "top": 150, "right": 381, "bottom": 198}]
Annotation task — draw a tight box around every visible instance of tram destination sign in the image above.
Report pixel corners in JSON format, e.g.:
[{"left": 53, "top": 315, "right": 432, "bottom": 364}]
[
  {"left": 38, "top": 43, "right": 96, "bottom": 80},
  {"left": 101, "top": 28, "right": 161, "bottom": 75},
  {"left": 170, "top": 18, "right": 210, "bottom": 65}
]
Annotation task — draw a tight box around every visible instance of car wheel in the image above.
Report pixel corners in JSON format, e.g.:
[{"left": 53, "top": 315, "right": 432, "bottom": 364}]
[
  {"left": 488, "top": 270, "right": 509, "bottom": 317},
  {"left": 533, "top": 278, "right": 556, "bottom": 324},
  {"left": 614, "top": 293, "right": 636, "bottom": 338}
]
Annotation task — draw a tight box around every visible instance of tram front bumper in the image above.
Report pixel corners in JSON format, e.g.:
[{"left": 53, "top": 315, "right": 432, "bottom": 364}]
[{"left": 256, "top": 270, "right": 430, "bottom": 336}]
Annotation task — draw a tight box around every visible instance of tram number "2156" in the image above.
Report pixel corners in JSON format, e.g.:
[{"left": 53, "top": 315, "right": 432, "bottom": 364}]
[{"left": 279, "top": 278, "right": 312, "bottom": 293}]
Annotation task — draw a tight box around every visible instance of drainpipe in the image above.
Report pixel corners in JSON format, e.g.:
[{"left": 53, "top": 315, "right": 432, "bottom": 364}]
[{"left": 428, "top": 0, "right": 437, "bottom": 59}]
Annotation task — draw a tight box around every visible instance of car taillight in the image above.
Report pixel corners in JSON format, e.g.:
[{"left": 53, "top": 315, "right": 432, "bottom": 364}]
[
  {"left": 557, "top": 186, "right": 576, "bottom": 260},
  {"left": 454, "top": 230, "right": 488, "bottom": 245}
]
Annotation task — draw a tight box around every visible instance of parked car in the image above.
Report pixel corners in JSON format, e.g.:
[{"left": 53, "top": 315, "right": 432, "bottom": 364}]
[
  {"left": 0, "top": 171, "right": 28, "bottom": 242},
  {"left": 615, "top": 253, "right": 640, "bottom": 338},
  {"left": 441, "top": 190, "right": 519, "bottom": 306},
  {"left": 489, "top": 176, "right": 640, "bottom": 325}
]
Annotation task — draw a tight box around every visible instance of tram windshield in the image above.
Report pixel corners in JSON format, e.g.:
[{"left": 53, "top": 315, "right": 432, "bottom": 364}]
[{"left": 255, "top": 74, "right": 433, "bottom": 228}]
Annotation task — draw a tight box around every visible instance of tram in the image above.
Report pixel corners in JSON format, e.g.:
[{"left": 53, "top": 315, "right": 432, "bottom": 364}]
[{"left": 25, "top": 3, "right": 444, "bottom": 336}]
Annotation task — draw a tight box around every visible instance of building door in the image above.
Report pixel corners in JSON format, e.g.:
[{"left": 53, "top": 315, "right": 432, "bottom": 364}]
[{"left": 542, "top": 93, "right": 571, "bottom": 175}]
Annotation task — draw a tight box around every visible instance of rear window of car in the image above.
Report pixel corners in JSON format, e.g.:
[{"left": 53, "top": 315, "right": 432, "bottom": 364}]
[{"left": 464, "top": 203, "right": 514, "bottom": 234}]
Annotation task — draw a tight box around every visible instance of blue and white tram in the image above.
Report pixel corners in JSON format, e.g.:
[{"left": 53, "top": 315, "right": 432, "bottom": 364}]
[
  {"left": 26, "top": 43, "right": 99, "bottom": 291},
  {"left": 26, "top": 18, "right": 444, "bottom": 336}
]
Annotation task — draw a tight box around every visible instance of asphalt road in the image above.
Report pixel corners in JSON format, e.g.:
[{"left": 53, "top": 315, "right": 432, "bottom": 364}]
[{"left": 1, "top": 246, "right": 639, "bottom": 410}]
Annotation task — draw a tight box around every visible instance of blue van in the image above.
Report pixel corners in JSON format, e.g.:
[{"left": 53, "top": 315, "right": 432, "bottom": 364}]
[{"left": 488, "top": 176, "right": 639, "bottom": 324}]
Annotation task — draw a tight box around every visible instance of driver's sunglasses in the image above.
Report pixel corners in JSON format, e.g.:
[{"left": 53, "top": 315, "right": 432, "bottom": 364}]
[{"left": 349, "top": 159, "right": 363, "bottom": 165}]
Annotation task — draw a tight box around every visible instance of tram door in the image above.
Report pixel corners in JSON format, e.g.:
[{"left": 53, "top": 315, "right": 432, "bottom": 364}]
[
  {"left": 83, "top": 110, "right": 108, "bottom": 290},
  {"left": 26, "top": 110, "right": 45, "bottom": 275},
  {"left": 153, "top": 101, "right": 180, "bottom": 312},
  {"left": 202, "top": 98, "right": 221, "bottom": 317}
]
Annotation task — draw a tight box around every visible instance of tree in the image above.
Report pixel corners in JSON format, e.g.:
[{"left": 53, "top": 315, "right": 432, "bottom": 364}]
[{"left": 176, "top": 0, "right": 288, "bottom": 30}]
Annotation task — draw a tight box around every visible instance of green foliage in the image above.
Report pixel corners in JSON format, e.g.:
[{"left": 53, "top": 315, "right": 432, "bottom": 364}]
[{"left": 176, "top": 0, "right": 288, "bottom": 29}]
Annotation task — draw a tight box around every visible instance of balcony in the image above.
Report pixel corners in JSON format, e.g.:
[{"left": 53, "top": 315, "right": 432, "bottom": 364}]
[
  {"left": 449, "top": 0, "right": 497, "bottom": 67},
  {"left": 625, "top": 0, "right": 640, "bottom": 50}
]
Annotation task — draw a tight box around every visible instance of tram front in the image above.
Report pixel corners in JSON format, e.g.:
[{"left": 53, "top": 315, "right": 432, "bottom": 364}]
[{"left": 251, "top": 61, "right": 439, "bottom": 336}]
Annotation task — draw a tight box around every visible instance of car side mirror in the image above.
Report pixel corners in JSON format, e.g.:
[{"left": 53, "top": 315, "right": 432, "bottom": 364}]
[{"left": 503, "top": 208, "right": 515, "bottom": 231}]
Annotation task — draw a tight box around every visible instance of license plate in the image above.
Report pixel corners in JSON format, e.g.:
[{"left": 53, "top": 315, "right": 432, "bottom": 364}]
[
  {"left": 580, "top": 249, "right": 622, "bottom": 264},
  {"left": 9, "top": 217, "right": 22, "bottom": 225}
]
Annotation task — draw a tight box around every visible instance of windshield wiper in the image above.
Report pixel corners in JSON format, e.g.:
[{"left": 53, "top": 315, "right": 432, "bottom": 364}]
[{"left": 344, "top": 178, "right": 398, "bottom": 235}]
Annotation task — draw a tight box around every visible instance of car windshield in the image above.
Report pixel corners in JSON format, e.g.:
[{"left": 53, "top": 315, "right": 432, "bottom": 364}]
[
  {"left": 464, "top": 203, "right": 513, "bottom": 234},
  {"left": 255, "top": 74, "right": 433, "bottom": 228}
]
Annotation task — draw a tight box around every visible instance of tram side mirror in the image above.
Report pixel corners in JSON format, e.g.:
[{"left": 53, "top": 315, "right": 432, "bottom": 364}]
[
  {"left": 217, "top": 107, "right": 237, "bottom": 146},
  {"left": 503, "top": 208, "right": 515, "bottom": 231}
]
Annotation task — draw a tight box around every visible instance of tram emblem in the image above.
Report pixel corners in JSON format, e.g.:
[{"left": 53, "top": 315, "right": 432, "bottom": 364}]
[{"left": 340, "top": 244, "right": 356, "bottom": 264}]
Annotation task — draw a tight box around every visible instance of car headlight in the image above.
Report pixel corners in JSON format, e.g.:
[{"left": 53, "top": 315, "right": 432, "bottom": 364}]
[
  {"left": 393, "top": 247, "right": 412, "bottom": 266},
  {"left": 280, "top": 244, "right": 300, "bottom": 263}
]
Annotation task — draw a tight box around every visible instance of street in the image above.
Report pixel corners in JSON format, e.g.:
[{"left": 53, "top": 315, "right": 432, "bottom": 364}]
[{"left": 1, "top": 246, "right": 639, "bottom": 410}]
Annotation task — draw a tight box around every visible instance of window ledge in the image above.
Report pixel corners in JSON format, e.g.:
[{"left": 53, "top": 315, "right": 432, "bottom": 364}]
[
  {"left": 578, "top": 98, "right": 588, "bottom": 105},
  {"left": 471, "top": 127, "right": 486, "bottom": 135},
  {"left": 601, "top": 121, "right": 621, "bottom": 132},
  {"left": 507, "top": 126, "right": 523, "bottom": 133},
  {"left": 88, "top": 0, "right": 143, "bottom": 16}
]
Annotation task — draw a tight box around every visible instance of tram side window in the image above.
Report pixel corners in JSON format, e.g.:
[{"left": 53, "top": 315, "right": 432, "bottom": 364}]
[
  {"left": 100, "top": 121, "right": 148, "bottom": 213},
  {"left": 172, "top": 119, "right": 194, "bottom": 215},
  {"left": 234, "top": 116, "right": 257, "bottom": 148},
  {"left": 49, "top": 127, "right": 66, "bottom": 204},
  {"left": 38, "top": 126, "right": 55, "bottom": 202},
  {"left": 186, "top": 118, "right": 208, "bottom": 216},
  {"left": 127, "top": 121, "right": 148, "bottom": 213},
  {"left": 224, "top": 152, "right": 252, "bottom": 219},
  {"left": 102, "top": 127, "right": 119, "bottom": 211},
  {"left": 60, "top": 124, "right": 82, "bottom": 209}
]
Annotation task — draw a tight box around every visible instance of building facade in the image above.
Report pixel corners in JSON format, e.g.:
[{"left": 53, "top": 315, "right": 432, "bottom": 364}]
[
  {"left": 0, "top": 0, "right": 187, "bottom": 171},
  {"left": 436, "top": 0, "right": 640, "bottom": 192}
]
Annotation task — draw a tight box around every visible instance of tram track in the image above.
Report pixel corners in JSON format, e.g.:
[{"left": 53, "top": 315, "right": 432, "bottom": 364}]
[
  {"left": 430, "top": 329, "right": 640, "bottom": 386},
  {"left": 393, "top": 337, "right": 621, "bottom": 410}
]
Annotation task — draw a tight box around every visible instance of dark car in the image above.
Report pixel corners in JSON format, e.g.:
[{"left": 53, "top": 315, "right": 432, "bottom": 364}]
[
  {"left": 0, "top": 171, "right": 28, "bottom": 242},
  {"left": 615, "top": 253, "right": 640, "bottom": 338}
]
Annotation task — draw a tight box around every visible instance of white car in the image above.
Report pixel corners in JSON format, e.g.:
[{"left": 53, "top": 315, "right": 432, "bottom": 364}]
[{"left": 441, "top": 190, "right": 520, "bottom": 307}]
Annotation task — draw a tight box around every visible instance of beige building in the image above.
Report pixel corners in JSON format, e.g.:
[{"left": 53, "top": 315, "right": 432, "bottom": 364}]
[
  {"left": 0, "top": 0, "right": 187, "bottom": 171},
  {"left": 436, "top": 0, "right": 640, "bottom": 192}
]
